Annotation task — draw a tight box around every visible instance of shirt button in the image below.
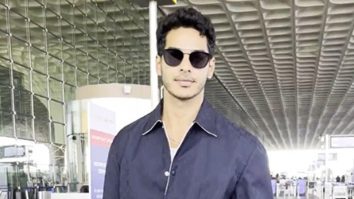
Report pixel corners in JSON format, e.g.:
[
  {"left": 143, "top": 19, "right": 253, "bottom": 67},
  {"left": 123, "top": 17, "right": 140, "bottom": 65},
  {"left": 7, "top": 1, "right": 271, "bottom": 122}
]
[
  {"left": 171, "top": 170, "right": 176, "bottom": 176},
  {"left": 164, "top": 171, "right": 170, "bottom": 177}
]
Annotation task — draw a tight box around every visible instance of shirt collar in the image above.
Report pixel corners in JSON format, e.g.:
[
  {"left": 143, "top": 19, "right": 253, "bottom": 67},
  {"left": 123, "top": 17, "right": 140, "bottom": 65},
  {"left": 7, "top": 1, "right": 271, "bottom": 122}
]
[
  {"left": 194, "top": 100, "right": 218, "bottom": 138},
  {"left": 142, "top": 99, "right": 218, "bottom": 138},
  {"left": 141, "top": 100, "right": 163, "bottom": 136}
]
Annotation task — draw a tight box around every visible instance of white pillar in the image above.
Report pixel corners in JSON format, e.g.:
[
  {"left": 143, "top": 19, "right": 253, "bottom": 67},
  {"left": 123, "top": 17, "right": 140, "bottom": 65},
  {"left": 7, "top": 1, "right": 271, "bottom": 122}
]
[
  {"left": 149, "top": 0, "right": 159, "bottom": 107},
  {"left": 325, "top": 134, "right": 329, "bottom": 182}
]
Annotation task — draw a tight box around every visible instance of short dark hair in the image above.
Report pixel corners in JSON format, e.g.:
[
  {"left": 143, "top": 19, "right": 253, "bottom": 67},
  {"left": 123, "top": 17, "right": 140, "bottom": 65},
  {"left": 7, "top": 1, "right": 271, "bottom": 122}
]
[{"left": 156, "top": 7, "right": 216, "bottom": 56}]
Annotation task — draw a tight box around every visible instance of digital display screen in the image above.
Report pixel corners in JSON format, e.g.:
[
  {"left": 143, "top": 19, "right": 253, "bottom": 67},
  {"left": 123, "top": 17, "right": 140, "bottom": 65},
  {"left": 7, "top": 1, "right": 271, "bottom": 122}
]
[
  {"left": 330, "top": 136, "right": 354, "bottom": 148},
  {"left": 0, "top": 145, "right": 26, "bottom": 158}
]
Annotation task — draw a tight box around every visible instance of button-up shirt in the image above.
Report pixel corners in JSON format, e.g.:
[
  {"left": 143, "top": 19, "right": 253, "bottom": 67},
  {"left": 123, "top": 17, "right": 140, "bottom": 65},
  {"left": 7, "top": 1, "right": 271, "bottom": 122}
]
[{"left": 103, "top": 99, "right": 273, "bottom": 199}]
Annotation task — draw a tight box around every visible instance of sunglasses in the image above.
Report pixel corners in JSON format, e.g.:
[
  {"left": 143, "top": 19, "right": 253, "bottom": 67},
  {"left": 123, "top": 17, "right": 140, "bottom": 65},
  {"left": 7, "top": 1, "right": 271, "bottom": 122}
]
[{"left": 162, "top": 48, "right": 212, "bottom": 69}]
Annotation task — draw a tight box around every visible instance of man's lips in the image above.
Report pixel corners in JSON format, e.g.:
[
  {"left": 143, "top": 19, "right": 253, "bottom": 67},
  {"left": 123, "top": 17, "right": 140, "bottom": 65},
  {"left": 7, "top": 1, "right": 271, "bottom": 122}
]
[
  {"left": 175, "top": 79, "right": 194, "bottom": 82},
  {"left": 175, "top": 78, "right": 195, "bottom": 86}
]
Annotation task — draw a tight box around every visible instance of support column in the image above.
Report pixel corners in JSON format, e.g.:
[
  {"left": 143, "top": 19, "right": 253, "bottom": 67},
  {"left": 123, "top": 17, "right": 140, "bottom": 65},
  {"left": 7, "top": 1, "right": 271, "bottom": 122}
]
[{"left": 149, "top": 0, "right": 159, "bottom": 107}]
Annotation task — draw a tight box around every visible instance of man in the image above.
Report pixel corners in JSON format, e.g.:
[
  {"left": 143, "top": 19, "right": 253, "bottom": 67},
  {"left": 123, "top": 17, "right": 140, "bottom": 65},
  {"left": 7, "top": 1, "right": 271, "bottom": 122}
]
[{"left": 103, "top": 7, "right": 273, "bottom": 199}]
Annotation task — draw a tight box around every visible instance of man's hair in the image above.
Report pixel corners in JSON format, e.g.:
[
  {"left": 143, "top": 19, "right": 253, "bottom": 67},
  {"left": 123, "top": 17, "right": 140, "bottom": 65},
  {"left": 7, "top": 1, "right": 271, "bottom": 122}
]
[{"left": 156, "top": 7, "right": 216, "bottom": 56}]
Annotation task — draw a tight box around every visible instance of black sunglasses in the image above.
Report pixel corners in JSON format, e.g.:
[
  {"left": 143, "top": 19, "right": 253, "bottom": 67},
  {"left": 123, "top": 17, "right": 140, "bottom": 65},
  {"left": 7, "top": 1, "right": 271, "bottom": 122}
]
[{"left": 162, "top": 48, "right": 212, "bottom": 69}]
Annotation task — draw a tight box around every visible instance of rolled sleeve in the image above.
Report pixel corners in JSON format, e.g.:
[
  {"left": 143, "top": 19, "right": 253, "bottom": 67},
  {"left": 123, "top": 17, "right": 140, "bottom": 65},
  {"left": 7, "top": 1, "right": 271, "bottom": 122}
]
[{"left": 235, "top": 144, "right": 273, "bottom": 199}]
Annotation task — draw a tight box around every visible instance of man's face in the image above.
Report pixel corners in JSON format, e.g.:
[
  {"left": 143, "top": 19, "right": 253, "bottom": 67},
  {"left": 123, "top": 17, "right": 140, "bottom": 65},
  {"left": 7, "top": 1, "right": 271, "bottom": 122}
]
[{"left": 156, "top": 27, "right": 215, "bottom": 101}]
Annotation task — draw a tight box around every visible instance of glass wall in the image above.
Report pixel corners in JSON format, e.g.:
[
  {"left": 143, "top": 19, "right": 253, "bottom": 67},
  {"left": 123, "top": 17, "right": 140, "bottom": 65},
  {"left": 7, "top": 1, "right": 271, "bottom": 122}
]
[{"left": 0, "top": 0, "right": 150, "bottom": 193}]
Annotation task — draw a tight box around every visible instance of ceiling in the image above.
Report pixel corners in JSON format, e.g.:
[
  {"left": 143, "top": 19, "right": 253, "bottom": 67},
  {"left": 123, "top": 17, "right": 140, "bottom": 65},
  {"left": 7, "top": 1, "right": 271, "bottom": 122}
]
[
  {"left": 161, "top": 0, "right": 354, "bottom": 150},
  {"left": 1, "top": 0, "right": 354, "bottom": 150}
]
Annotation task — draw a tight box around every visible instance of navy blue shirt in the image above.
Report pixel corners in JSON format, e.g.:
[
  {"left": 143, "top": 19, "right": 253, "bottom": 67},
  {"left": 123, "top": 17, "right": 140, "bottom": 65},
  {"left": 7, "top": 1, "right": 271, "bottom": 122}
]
[{"left": 103, "top": 100, "right": 273, "bottom": 199}]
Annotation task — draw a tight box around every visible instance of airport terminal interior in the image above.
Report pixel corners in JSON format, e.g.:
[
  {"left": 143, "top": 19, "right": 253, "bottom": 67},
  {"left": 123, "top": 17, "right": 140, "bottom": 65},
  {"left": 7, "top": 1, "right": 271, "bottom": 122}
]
[{"left": 0, "top": 0, "right": 354, "bottom": 198}]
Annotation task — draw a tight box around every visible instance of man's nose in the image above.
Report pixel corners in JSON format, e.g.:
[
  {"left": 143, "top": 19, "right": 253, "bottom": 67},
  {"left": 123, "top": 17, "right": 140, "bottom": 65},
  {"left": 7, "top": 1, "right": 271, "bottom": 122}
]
[{"left": 179, "top": 54, "right": 193, "bottom": 72}]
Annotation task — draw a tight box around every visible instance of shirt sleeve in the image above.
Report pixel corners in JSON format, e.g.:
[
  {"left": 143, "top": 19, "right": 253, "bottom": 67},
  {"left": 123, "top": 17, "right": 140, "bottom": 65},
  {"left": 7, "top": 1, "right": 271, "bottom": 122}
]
[
  {"left": 103, "top": 131, "right": 127, "bottom": 199},
  {"left": 235, "top": 144, "right": 273, "bottom": 199}
]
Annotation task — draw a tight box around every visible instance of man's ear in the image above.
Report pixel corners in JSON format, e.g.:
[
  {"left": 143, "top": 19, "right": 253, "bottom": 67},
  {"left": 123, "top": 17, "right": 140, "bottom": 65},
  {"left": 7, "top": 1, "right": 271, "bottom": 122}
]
[
  {"left": 207, "top": 57, "right": 215, "bottom": 79},
  {"left": 156, "top": 55, "right": 162, "bottom": 76}
]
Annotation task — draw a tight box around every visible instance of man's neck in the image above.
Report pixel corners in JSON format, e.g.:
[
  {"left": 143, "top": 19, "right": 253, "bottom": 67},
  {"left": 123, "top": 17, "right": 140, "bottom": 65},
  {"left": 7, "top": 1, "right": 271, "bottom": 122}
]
[{"left": 162, "top": 93, "right": 203, "bottom": 127}]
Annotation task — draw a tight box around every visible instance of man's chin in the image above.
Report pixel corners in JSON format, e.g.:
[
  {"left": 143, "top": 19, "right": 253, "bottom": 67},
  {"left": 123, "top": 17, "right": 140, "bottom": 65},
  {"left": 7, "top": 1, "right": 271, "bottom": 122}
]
[
  {"left": 163, "top": 84, "right": 204, "bottom": 101},
  {"left": 172, "top": 92, "right": 200, "bottom": 101},
  {"left": 176, "top": 96, "right": 194, "bottom": 101}
]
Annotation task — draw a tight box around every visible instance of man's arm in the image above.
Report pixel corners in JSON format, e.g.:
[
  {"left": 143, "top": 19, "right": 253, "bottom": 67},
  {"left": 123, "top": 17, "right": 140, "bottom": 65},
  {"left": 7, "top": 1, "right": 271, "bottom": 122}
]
[
  {"left": 235, "top": 144, "right": 273, "bottom": 199},
  {"left": 103, "top": 131, "right": 127, "bottom": 199},
  {"left": 103, "top": 146, "right": 120, "bottom": 199}
]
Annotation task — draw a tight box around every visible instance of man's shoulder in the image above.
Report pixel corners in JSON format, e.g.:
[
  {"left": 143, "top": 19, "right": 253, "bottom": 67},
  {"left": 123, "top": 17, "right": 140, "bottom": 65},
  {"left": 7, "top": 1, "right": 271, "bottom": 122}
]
[
  {"left": 214, "top": 114, "right": 268, "bottom": 170},
  {"left": 214, "top": 112, "right": 263, "bottom": 150}
]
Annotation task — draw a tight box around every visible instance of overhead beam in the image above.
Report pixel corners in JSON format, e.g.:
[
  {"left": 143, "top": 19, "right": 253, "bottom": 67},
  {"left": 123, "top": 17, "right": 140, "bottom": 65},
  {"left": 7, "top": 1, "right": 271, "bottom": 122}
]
[{"left": 133, "top": 0, "right": 177, "bottom": 7}]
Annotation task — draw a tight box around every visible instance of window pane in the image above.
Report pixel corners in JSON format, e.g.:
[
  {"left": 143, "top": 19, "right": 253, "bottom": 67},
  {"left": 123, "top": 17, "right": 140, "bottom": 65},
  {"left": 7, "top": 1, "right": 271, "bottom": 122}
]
[
  {"left": 32, "top": 71, "right": 48, "bottom": 97},
  {"left": 64, "top": 84, "right": 75, "bottom": 103},
  {"left": 0, "top": 30, "right": 9, "bottom": 60},
  {"left": 52, "top": 122, "right": 64, "bottom": 144},
  {"left": 0, "top": 112, "right": 13, "bottom": 137},
  {"left": 15, "top": 114, "right": 33, "bottom": 140},
  {"left": 11, "top": 37, "right": 30, "bottom": 68},
  {"left": 30, "top": 24, "right": 46, "bottom": 51},
  {"left": 14, "top": 88, "right": 32, "bottom": 116},
  {"left": 61, "top": 19, "right": 75, "bottom": 45},
  {"left": 45, "top": 10, "right": 60, "bottom": 38},
  {"left": 31, "top": 46, "right": 47, "bottom": 73},
  {"left": 33, "top": 95, "right": 50, "bottom": 142},
  {"left": 88, "top": 75, "right": 99, "bottom": 84},
  {"left": 48, "top": 56, "right": 63, "bottom": 80},
  {"left": 33, "top": 95, "right": 49, "bottom": 121},
  {"left": 0, "top": 4, "right": 8, "bottom": 33},
  {"left": 117, "top": 73, "right": 125, "bottom": 83},
  {"left": 0, "top": 65, "right": 10, "bottom": 86},
  {"left": 47, "top": 33, "right": 62, "bottom": 59},
  {"left": 87, "top": 56, "right": 98, "bottom": 76},
  {"left": 9, "top": 10, "right": 27, "bottom": 41},
  {"left": 98, "top": 63, "right": 109, "bottom": 83},
  {"left": 0, "top": 85, "right": 11, "bottom": 113},
  {"left": 35, "top": 119, "right": 50, "bottom": 143},
  {"left": 77, "top": 69, "right": 88, "bottom": 86},
  {"left": 62, "top": 42, "right": 76, "bottom": 65},
  {"left": 108, "top": 68, "right": 117, "bottom": 83},
  {"left": 63, "top": 63, "right": 76, "bottom": 86},
  {"left": 49, "top": 143, "right": 65, "bottom": 183},
  {"left": 27, "top": 2, "right": 45, "bottom": 29},
  {"left": 49, "top": 78, "right": 63, "bottom": 101},
  {"left": 12, "top": 63, "right": 31, "bottom": 91},
  {"left": 46, "top": 0, "right": 61, "bottom": 18},
  {"left": 76, "top": 49, "right": 88, "bottom": 71},
  {"left": 50, "top": 100, "right": 64, "bottom": 123}
]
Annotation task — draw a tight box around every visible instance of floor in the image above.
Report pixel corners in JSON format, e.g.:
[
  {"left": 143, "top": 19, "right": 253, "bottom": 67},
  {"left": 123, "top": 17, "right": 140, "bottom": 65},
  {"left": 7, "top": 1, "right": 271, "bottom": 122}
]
[
  {"left": 275, "top": 194, "right": 353, "bottom": 199},
  {"left": 274, "top": 195, "right": 319, "bottom": 199},
  {"left": 274, "top": 194, "right": 319, "bottom": 199}
]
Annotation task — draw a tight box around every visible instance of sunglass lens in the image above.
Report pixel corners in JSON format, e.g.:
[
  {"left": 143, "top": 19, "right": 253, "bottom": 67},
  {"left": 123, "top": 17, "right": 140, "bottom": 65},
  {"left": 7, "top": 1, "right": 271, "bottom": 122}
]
[
  {"left": 164, "top": 49, "right": 183, "bottom": 66},
  {"left": 190, "top": 52, "right": 210, "bottom": 68}
]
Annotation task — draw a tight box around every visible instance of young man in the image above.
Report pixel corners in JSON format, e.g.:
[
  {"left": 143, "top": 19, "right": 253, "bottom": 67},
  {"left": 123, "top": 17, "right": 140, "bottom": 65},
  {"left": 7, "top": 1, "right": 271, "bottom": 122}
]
[{"left": 103, "top": 7, "right": 273, "bottom": 199}]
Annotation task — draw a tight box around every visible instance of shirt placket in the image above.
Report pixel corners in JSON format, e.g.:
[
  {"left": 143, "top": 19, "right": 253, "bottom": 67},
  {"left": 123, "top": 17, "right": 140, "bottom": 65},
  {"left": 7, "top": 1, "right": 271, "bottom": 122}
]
[{"left": 162, "top": 123, "right": 195, "bottom": 198}]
